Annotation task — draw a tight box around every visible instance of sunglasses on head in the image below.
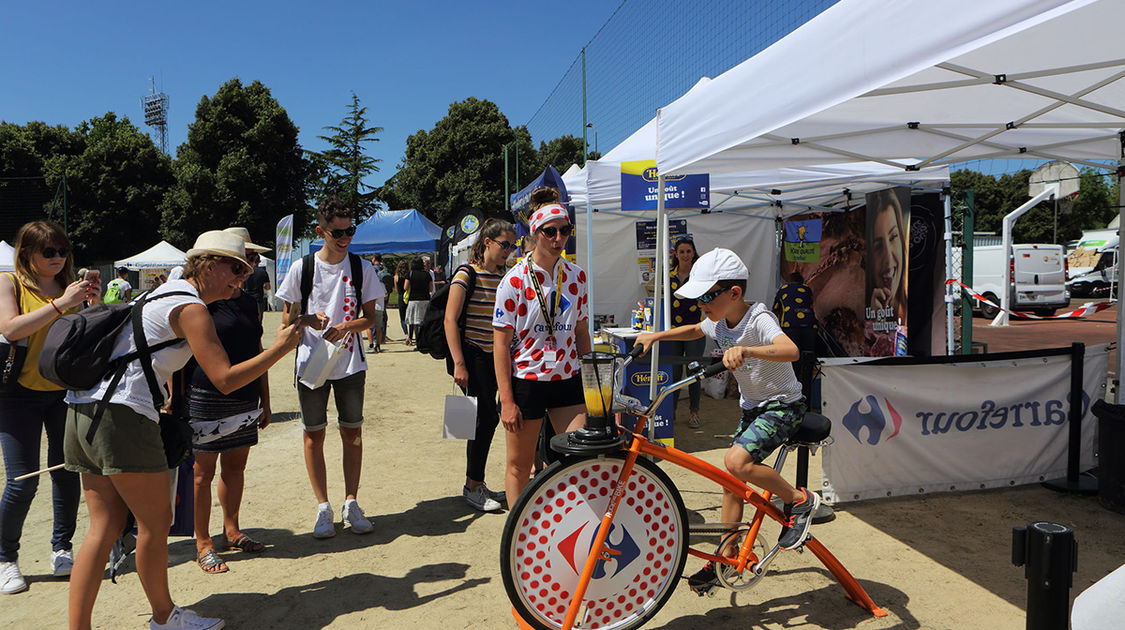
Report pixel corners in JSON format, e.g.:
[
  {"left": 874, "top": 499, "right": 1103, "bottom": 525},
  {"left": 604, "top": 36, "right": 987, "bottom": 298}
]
[
  {"left": 697, "top": 286, "right": 730, "bottom": 304},
  {"left": 325, "top": 225, "right": 356, "bottom": 239},
  {"left": 538, "top": 224, "right": 573, "bottom": 239},
  {"left": 41, "top": 247, "right": 69, "bottom": 259},
  {"left": 490, "top": 239, "right": 516, "bottom": 251}
]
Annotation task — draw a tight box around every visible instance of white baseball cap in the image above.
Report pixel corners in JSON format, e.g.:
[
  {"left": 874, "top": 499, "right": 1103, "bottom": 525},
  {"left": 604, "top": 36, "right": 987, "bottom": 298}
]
[{"left": 674, "top": 248, "right": 748, "bottom": 299}]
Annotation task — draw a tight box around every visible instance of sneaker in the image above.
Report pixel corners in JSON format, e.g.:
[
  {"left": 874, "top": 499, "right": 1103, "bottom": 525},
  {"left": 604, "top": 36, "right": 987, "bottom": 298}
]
[
  {"left": 50, "top": 549, "right": 74, "bottom": 577},
  {"left": 0, "top": 561, "right": 27, "bottom": 594},
  {"left": 342, "top": 499, "right": 374, "bottom": 534},
  {"left": 464, "top": 485, "right": 503, "bottom": 512},
  {"left": 484, "top": 485, "right": 507, "bottom": 508},
  {"left": 312, "top": 504, "right": 336, "bottom": 539},
  {"left": 686, "top": 562, "right": 718, "bottom": 595},
  {"left": 150, "top": 605, "right": 225, "bottom": 629},
  {"left": 777, "top": 487, "right": 821, "bottom": 550}
]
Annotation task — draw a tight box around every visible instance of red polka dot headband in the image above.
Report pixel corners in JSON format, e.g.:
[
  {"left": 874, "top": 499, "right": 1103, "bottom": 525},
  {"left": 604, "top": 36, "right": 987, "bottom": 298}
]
[{"left": 529, "top": 204, "right": 570, "bottom": 233}]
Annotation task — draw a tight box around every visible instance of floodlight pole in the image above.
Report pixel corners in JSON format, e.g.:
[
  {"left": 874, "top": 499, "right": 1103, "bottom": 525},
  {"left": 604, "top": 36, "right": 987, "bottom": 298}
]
[
  {"left": 991, "top": 185, "right": 1059, "bottom": 327},
  {"left": 503, "top": 145, "right": 509, "bottom": 212}
]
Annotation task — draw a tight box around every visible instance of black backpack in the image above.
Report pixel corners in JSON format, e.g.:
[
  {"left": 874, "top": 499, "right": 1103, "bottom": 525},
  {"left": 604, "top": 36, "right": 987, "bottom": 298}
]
[
  {"left": 299, "top": 252, "right": 365, "bottom": 316},
  {"left": 416, "top": 264, "right": 476, "bottom": 360}
]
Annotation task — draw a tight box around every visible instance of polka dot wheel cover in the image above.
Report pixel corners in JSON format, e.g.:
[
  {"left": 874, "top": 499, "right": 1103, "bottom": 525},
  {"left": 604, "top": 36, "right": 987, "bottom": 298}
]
[{"left": 510, "top": 460, "right": 682, "bottom": 629}]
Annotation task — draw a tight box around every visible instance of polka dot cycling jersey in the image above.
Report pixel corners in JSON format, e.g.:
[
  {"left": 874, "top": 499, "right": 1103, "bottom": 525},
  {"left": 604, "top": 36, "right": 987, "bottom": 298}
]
[{"left": 492, "top": 256, "right": 588, "bottom": 381}]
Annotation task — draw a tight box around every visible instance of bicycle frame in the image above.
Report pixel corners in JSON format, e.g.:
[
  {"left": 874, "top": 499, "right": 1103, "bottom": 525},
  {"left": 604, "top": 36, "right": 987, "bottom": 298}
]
[{"left": 542, "top": 356, "right": 887, "bottom": 630}]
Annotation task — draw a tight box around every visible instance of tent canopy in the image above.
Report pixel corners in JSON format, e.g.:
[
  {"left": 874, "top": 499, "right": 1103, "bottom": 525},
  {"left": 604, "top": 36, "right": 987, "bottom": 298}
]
[
  {"left": 115, "top": 241, "right": 188, "bottom": 269},
  {"left": 656, "top": 0, "right": 1122, "bottom": 175},
  {"left": 0, "top": 241, "right": 14, "bottom": 272},
  {"left": 311, "top": 209, "right": 442, "bottom": 254}
]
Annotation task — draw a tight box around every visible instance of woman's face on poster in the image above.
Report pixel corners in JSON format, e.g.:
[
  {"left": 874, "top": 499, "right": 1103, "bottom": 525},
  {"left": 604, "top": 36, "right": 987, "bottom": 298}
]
[{"left": 871, "top": 204, "right": 903, "bottom": 299}]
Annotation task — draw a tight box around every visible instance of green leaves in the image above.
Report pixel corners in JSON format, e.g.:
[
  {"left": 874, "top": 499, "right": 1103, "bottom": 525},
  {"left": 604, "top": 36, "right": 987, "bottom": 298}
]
[{"left": 311, "top": 92, "right": 383, "bottom": 221}]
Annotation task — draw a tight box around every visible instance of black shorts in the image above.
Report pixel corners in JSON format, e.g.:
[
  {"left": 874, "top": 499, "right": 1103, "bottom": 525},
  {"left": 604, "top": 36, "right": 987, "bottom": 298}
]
[{"left": 512, "top": 376, "right": 584, "bottom": 420}]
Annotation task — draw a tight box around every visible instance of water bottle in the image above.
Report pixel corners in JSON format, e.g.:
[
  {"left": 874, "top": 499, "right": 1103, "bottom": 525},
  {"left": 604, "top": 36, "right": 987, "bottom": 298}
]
[{"left": 895, "top": 319, "right": 907, "bottom": 356}]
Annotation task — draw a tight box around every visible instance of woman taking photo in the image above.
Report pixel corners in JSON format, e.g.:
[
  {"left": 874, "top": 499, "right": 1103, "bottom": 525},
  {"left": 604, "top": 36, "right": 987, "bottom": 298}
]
[
  {"left": 182, "top": 230, "right": 272, "bottom": 575},
  {"left": 444, "top": 218, "right": 517, "bottom": 512},
  {"left": 666, "top": 236, "right": 704, "bottom": 428},
  {"left": 493, "top": 188, "right": 591, "bottom": 503},
  {"left": 0, "top": 221, "right": 97, "bottom": 595},
  {"left": 393, "top": 260, "right": 410, "bottom": 343},
  {"left": 63, "top": 230, "right": 301, "bottom": 630},
  {"left": 403, "top": 257, "right": 433, "bottom": 350}
]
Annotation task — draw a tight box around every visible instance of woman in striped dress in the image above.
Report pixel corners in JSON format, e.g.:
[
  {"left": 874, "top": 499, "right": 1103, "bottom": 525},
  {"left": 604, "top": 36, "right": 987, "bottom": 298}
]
[{"left": 444, "top": 218, "right": 517, "bottom": 512}]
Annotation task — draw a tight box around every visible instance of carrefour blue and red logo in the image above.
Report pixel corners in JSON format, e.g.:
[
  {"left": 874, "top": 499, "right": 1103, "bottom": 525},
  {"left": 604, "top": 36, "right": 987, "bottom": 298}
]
[
  {"left": 842, "top": 395, "right": 902, "bottom": 445},
  {"left": 556, "top": 521, "right": 640, "bottom": 580}
]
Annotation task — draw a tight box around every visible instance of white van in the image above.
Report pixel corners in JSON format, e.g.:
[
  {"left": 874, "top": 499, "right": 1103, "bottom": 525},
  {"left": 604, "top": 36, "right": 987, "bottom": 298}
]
[
  {"left": 971, "top": 244, "right": 1069, "bottom": 317},
  {"left": 1066, "top": 230, "right": 1117, "bottom": 298}
]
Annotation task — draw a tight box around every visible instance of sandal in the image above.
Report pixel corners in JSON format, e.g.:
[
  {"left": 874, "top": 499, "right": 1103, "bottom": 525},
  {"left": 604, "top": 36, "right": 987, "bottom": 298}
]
[
  {"left": 688, "top": 412, "right": 702, "bottom": 429},
  {"left": 197, "top": 549, "right": 228, "bottom": 574},
  {"left": 224, "top": 534, "right": 266, "bottom": 554}
]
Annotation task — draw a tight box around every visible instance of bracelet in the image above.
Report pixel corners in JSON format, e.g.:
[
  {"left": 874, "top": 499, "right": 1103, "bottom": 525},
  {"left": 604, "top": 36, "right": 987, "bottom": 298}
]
[{"left": 49, "top": 299, "right": 62, "bottom": 315}]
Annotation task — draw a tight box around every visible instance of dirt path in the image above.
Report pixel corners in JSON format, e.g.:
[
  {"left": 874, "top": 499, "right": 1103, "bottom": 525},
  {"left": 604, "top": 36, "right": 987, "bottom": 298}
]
[{"left": 5, "top": 312, "right": 1123, "bottom": 628}]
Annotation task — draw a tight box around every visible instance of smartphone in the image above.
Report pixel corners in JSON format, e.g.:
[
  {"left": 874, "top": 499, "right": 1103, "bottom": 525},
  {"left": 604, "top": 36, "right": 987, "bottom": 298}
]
[{"left": 84, "top": 269, "right": 100, "bottom": 284}]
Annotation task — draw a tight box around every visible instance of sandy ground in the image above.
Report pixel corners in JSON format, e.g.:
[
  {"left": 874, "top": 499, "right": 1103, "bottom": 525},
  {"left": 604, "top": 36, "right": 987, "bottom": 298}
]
[{"left": 5, "top": 311, "right": 1124, "bottom": 629}]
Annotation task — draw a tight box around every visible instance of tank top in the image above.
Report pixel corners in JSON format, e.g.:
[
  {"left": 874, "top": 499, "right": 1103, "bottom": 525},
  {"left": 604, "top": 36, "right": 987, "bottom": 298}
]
[{"left": 9, "top": 273, "right": 77, "bottom": 391}]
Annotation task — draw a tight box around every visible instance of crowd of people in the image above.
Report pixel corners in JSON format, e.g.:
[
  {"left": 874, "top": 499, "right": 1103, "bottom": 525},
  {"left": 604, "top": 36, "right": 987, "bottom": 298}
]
[{"left": 0, "top": 188, "right": 821, "bottom": 629}]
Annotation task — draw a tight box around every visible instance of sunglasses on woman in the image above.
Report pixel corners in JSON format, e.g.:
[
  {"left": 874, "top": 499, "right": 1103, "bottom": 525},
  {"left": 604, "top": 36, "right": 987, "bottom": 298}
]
[
  {"left": 696, "top": 286, "right": 730, "bottom": 304},
  {"left": 41, "top": 247, "right": 69, "bottom": 258},
  {"left": 490, "top": 239, "right": 516, "bottom": 251},
  {"left": 538, "top": 225, "right": 573, "bottom": 239},
  {"left": 227, "top": 260, "right": 250, "bottom": 277},
  {"left": 326, "top": 226, "right": 357, "bottom": 239}
]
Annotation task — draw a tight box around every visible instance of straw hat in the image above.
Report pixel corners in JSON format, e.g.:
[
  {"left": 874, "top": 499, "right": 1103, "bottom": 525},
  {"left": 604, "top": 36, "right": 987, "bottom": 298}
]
[
  {"left": 186, "top": 230, "right": 252, "bottom": 271},
  {"left": 223, "top": 226, "right": 270, "bottom": 253}
]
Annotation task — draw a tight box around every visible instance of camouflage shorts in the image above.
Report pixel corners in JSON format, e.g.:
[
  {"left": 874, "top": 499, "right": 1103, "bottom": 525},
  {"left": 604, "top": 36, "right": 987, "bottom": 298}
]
[{"left": 732, "top": 398, "right": 808, "bottom": 464}]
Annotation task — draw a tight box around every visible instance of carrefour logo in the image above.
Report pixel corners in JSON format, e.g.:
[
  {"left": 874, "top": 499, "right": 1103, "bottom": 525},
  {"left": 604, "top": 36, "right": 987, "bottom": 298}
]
[
  {"left": 630, "top": 370, "right": 669, "bottom": 388},
  {"left": 842, "top": 395, "right": 902, "bottom": 445}
]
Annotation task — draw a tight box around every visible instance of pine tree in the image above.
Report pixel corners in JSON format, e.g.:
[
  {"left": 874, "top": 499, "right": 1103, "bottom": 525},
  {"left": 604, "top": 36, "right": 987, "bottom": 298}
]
[{"left": 315, "top": 92, "right": 383, "bottom": 219}]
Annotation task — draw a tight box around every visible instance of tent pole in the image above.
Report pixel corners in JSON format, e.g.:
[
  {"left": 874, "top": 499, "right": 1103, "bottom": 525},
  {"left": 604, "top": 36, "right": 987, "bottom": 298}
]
[
  {"left": 649, "top": 174, "right": 666, "bottom": 444},
  {"left": 944, "top": 188, "right": 954, "bottom": 354},
  {"left": 1116, "top": 144, "right": 1124, "bottom": 402},
  {"left": 585, "top": 199, "right": 594, "bottom": 338}
]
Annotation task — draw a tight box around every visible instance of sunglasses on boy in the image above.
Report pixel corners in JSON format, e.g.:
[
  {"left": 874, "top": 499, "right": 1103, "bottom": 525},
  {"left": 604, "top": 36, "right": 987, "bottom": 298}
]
[
  {"left": 41, "top": 247, "right": 69, "bottom": 259},
  {"left": 696, "top": 286, "right": 730, "bottom": 304},
  {"left": 538, "top": 225, "right": 573, "bottom": 239},
  {"left": 324, "top": 225, "right": 357, "bottom": 239}
]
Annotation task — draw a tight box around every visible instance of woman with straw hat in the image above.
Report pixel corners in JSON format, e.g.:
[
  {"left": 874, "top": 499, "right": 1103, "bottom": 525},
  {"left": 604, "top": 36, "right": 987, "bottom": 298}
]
[{"left": 63, "top": 230, "right": 303, "bottom": 630}]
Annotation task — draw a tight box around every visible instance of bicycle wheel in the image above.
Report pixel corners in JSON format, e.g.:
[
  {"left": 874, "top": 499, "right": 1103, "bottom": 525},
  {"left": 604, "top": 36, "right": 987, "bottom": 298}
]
[{"left": 501, "top": 455, "right": 689, "bottom": 630}]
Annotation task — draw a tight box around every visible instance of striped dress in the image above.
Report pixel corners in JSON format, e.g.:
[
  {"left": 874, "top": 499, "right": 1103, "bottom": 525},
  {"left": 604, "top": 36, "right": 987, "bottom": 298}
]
[{"left": 452, "top": 264, "right": 502, "bottom": 353}]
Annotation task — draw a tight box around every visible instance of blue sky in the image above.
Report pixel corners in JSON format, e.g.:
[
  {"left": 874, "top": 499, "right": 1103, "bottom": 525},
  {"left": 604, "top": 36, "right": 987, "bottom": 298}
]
[{"left": 1, "top": 1, "right": 617, "bottom": 187}]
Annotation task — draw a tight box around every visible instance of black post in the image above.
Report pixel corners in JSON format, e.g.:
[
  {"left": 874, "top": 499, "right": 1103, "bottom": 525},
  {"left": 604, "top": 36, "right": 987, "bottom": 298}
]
[
  {"left": 1012, "top": 522, "right": 1077, "bottom": 630},
  {"left": 1043, "top": 342, "right": 1098, "bottom": 493},
  {"left": 795, "top": 350, "right": 815, "bottom": 488}
]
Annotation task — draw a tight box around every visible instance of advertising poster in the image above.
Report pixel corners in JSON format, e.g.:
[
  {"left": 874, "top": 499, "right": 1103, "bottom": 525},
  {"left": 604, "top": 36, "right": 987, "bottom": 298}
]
[
  {"left": 905, "top": 193, "right": 944, "bottom": 357},
  {"left": 864, "top": 187, "right": 911, "bottom": 357},
  {"left": 620, "top": 160, "right": 709, "bottom": 211},
  {"left": 275, "top": 214, "right": 295, "bottom": 277},
  {"left": 783, "top": 218, "right": 822, "bottom": 263},
  {"left": 634, "top": 219, "right": 688, "bottom": 285}
]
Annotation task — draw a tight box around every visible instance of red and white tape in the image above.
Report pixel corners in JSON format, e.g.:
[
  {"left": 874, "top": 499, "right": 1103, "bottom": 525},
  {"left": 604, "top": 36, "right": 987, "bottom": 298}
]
[{"left": 944, "top": 279, "right": 1115, "bottom": 320}]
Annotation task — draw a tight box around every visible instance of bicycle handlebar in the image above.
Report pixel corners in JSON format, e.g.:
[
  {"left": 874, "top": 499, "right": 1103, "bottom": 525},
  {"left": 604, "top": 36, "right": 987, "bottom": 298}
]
[
  {"left": 701, "top": 360, "right": 727, "bottom": 378},
  {"left": 628, "top": 343, "right": 646, "bottom": 359}
]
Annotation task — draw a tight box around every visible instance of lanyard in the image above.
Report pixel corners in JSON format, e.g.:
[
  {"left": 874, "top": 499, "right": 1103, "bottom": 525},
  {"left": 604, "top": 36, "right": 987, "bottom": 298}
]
[{"left": 525, "top": 254, "right": 560, "bottom": 337}]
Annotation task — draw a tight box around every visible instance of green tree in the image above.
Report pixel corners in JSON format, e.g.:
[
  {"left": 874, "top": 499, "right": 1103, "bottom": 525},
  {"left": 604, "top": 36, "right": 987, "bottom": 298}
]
[
  {"left": 159, "top": 78, "right": 312, "bottom": 248},
  {"left": 313, "top": 92, "right": 383, "bottom": 220},
  {"left": 536, "top": 135, "right": 586, "bottom": 175},
  {"left": 379, "top": 98, "right": 534, "bottom": 225}
]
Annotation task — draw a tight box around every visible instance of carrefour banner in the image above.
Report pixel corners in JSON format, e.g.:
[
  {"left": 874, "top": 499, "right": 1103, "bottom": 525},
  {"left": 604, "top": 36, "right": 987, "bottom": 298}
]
[
  {"left": 819, "top": 345, "right": 1109, "bottom": 503},
  {"left": 620, "top": 160, "right": 709, "bottom": 211}
]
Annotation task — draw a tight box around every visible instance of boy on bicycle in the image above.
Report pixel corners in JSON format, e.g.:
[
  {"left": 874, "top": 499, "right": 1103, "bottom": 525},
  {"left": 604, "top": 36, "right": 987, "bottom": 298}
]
[{"left": 636, "top": 247, "right": 819, "bottom": 593}]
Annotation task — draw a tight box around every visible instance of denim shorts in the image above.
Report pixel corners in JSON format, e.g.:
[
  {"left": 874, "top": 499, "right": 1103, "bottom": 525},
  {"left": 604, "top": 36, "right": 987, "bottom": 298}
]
[
  {"left": 297, "top": 371, "right": 366, "bottom": 432},
  {"left": 732, "top": 398, "right": 808, "bottom": 464}
]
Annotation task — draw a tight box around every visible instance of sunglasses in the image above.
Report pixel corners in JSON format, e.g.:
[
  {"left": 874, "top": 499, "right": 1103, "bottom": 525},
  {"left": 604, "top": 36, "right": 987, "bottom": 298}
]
[
  {"left": 228, "top": 260, "right": 250, "bottom": 277},
  {"left": 538, "top": 225, "right": 573, "bottom": 239},
  {"left": 491, "top": 239, "right": 516, "bottom": 251},
  {"left": 325, "top": 226, "right": 357, "bottom": 239},
  {"left": 41, "top": 247, "right": 69, "bottom": 259},
  {"left": 697, "top": 286, "right": 730, "bottom": 304}
]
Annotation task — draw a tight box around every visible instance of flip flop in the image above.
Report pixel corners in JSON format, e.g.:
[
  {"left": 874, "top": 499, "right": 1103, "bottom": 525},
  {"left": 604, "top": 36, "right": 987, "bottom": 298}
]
[
  {"left": 197, "top": 549, "right": 228, "bottom": 574},
  {"left": 224, "top": 534, "right": 266, "bottom": 554}
]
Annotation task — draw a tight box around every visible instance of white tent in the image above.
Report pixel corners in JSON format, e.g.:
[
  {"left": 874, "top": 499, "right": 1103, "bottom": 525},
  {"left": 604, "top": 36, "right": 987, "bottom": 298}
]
[
  {"left": 0, "top": 241, "right": 14, "bottom": 273},
  {"left": 656, "top": 0, "right": 1122, "bottom": 175},
  {"left": 115, "top": 241, "right": 188, "bottom": 269}
]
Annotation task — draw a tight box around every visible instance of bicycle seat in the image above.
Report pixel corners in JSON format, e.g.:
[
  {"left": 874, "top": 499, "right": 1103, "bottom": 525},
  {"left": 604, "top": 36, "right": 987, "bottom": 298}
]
[{"left": 788, "top": 412, "right": 831, "bottom": 444}]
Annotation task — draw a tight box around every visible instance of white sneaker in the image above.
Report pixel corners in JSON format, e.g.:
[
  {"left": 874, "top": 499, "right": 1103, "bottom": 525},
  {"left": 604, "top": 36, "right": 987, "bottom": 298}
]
[
  {"left": 463, "top": 485, "right": 503, "bottom": 512},
  {"left": 150, "top": 605, "right": 225, "bottom": 629},
  {"left": 0, "top": 561, "right": 27, "bottom": 594},
  {"left": 312, "top": 504, "right": 336, "bottom": 539},
  {"left": 485, "top": 485, "right": 507, "bottom": 508},
  {"left": 342, "top": 499, "right": 373, "bottom": 534},
  {"left": 51, "top": 549, "right": 74, "bottom": 577}
]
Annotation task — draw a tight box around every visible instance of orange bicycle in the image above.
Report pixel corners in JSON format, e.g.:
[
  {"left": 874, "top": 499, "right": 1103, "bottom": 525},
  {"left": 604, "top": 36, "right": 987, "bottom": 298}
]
[{"left": 500, "top": 347, "right": 886, "bottom": 630}]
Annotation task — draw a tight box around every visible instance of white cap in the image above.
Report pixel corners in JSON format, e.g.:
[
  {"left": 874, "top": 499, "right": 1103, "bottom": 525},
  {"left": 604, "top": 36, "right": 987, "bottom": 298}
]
[{"left": 674, "top": 248, "right": 748, "bottom": 299}]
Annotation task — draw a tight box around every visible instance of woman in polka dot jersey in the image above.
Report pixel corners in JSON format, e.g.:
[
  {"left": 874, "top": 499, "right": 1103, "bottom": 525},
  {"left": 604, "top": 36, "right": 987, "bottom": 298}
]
[
  {"left": 493, "top": 188, "right": 591, "bottom": 503},
  {"left": 665, "top": 236, "right": 705, "bottom": 428}
]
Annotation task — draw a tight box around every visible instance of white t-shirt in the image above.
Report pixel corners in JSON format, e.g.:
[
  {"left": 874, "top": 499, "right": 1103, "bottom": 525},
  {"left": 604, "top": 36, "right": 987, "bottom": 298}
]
[
  {"left": 276, "top": 253, "right": 385, "bottom": 382},
  {"left": 699, "top": 301, "right": 802, "bottom": 409},
  {"left": 66, "top": 280, "right": 205, "bottom": 422},
  {"left": 106, "top": 278, "right": 131, "bottom": 299},
  {"left": 493, "top": 256, "right": 588, "bottom": 381}
]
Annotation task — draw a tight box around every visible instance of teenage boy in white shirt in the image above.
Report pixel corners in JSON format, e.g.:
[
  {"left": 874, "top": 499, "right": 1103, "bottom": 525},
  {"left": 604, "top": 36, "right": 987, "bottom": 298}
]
[{"left": 277, "top": 197, "right": 384, "bottom": 538}]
